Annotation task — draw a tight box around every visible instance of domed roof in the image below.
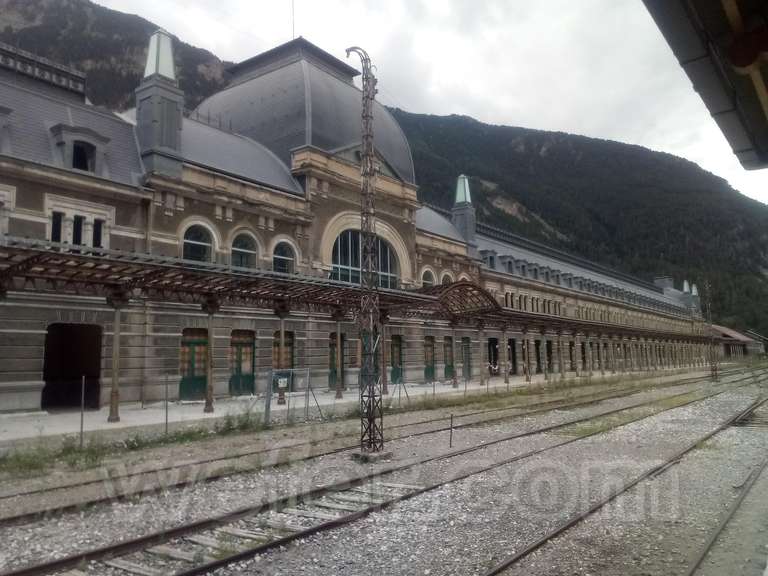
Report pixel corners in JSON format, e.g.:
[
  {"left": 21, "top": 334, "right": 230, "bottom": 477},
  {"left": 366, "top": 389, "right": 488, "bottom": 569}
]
[{"left": 195, "top": 38, "right": 415, "bottom": 185}]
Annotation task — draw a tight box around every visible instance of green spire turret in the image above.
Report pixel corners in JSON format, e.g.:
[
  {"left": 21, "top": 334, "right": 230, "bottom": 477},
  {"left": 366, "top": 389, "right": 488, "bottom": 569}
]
[{"left": 455, "top": 174, "right": 471, "bottom": 204}]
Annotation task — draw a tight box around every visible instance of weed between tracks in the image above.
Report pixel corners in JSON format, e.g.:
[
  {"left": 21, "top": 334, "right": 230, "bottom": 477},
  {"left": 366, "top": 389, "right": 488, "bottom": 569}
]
[
  {"left": 0, "top": 407, "right": 265, "bottom": 477},
  {"left": 556, "top": 390, "right": 702, "bottom": 438},
  {"left": 0, "top": 366, "right": 759, "bottom": 479}
]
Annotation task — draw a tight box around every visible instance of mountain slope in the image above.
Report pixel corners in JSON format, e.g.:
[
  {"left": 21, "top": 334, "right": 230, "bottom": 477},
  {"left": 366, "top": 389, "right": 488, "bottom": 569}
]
[
  {"left": 393, "top": 110, "right": 768, "bottom": 333},
  {"left": 0, "top": 0, "right": 225, "bottom": 109},
  {"left": 1, "top": 0, "right": 767, "bottom": 335}
]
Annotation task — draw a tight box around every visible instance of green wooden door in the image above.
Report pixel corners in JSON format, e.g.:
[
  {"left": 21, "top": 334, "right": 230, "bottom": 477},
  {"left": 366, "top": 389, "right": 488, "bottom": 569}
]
[
  {"left": 180, "top": 330, "right": 207, "bottom": 400},
  {"left": 229, "top": 331, "right": 255, "bottom": 396},
  {"left": 424, "top": 336, "right": 435, "bottom": 382},
  {"left": 461, "top": 337, "right": 472, "bottom": 382},
  {"left": 444, "top": 336, "right": 454, "bottom": 379},
  {"left": 390, "top": 335, "right": 403, "bottom": 384},
  {"left": 329, "top": 333, "right": 344, "bottom": 389}
]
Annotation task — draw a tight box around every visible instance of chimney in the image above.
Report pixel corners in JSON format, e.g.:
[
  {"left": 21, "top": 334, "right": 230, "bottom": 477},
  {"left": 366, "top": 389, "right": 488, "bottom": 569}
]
[
  {"left": 653, "top": 276, "right": 674, "bottom": 290},
  {"left": 451, "top": 174, "right": 477, "bottom": 252},
  {"left": 135, "top": 30, "right": 183, "bottom": 178}
]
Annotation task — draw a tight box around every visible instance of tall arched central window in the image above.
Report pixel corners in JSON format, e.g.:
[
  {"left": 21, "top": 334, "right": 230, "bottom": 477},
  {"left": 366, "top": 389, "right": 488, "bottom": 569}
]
[
  {"left": 183, "top": 225, "right": 213, "bottom": 262},
  {"left": 331, "top": 230, "right": 399, "bottom": 289}
]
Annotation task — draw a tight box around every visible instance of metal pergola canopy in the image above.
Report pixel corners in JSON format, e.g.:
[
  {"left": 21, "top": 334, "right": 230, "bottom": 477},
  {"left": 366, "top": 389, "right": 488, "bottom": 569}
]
[
  {"left": 418, "top": 281, "right": 711, "bottom": 342},
  {"left": 0, "top": 236, "right": 434, "bottom": 315},
  {"left": 0, "top": 236, "right": 710, "bottom": 342}
]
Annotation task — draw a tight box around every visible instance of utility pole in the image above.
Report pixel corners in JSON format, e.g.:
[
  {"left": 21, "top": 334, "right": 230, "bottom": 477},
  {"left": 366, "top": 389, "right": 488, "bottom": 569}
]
[
  {"left": 346, "top": 46, "right": 384, "bottom": 454},
  {"left": 704, "top": 279, "right": 718, "bottom": 382}
]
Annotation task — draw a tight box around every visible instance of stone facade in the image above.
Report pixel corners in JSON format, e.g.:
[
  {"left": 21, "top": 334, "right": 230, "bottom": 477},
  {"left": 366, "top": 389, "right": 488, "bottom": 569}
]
[{"left": 0, "top": 34, "right": 738, "bottom": 414}]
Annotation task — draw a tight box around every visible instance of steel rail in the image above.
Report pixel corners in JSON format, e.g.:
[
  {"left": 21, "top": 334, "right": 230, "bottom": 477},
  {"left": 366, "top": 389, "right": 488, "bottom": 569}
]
[
  {"left": 0, "top": 368, "right": 751, "bottom": 527},
  {"left": 479, "top": 396, "right": 768, "bottom": 576},
  {"left": 2, "top": 371, "right": 763, "bottom": 576},
  {"left": 681, "top": 448, "right": 768, "bottom": 575},
  {"left": 0, "top": 367, "right": 739, "bottom": 524}
]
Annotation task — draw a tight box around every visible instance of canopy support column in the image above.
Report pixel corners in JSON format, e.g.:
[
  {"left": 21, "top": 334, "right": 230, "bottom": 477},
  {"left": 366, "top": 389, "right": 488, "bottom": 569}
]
[
  {"left": 107, "top": 290, "right": 129, "bottom": 423},
  {"left": 502, "top": 325, "right": 509, "bottom": 386},
  {"left": 203, "top": 297, "right": 219, "bottom": 414}
]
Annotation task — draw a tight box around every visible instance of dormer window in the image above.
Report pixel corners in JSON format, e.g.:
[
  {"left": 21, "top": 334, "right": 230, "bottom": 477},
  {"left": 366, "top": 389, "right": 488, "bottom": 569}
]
[
  {"left": 50, "top": 124, "right": 109, "bottom": 176},
  {"left": 72, "top": 141, "right": 96, "bottom": 172}
]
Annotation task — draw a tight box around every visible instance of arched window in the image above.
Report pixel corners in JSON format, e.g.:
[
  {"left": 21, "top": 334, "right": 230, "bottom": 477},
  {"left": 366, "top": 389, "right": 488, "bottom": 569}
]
[
  {"left": 330, "top": 230, "right": 399, "bottom": 289},
  {"left": 273, "top": 242, "right": 295, "bottom": 274},
  {"left": 422, "top": 270, "right": 435, "bottom": 287},
  {"left": 183, "top": 225, "right": 213, "bottom": 262},
  {"left": 441, "top": 274, "right": 453, "bottom": 285},
  {"left": 231, "top": 233, "right": 258, "bottom": 268}
]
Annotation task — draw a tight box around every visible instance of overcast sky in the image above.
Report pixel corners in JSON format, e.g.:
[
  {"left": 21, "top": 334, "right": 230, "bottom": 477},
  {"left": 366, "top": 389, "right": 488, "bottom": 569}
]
[{"left": 99, "top": 0, "right": 768, "bottom": 205}]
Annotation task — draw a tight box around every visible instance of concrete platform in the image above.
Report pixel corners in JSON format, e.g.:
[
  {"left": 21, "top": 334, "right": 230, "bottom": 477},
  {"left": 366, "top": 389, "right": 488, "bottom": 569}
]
[{"left": 0, "top": 368, "right": 703, "bottom": 450}]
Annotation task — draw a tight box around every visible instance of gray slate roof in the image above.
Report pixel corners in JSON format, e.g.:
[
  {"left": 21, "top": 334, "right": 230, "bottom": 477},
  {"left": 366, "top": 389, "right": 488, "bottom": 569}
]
[
  {"left": 118, "top": 109, "right": 303, "bottom": 195},
  {"left": 0, "top": 79, "right": 143, "bottom": 186},
  {"left": 195, "top": 39, "right": 416, "bottom": 185},
  {"left": 415, "top": 206, "right": 464, "bottom": 242},
  {"left": 181, "top": 118, "right": 302, "bottom": 194},
  {"left": 475, "top": 232, "right": 686, "bottom": 307}
]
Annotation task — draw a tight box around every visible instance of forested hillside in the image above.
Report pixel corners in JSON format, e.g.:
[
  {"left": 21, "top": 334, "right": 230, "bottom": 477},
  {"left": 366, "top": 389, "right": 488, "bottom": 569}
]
[
  {"left": 393, "top": 110, "right": 768, "bottom": 333},
  {"left": 1, "top": 0, "right": 767, "bottom": 335}
]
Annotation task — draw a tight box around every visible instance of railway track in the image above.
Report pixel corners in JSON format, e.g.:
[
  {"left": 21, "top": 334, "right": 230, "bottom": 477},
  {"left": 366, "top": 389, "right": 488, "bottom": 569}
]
[
  {"left": 680, "top": 402, "right": 768, "bottom": 576},
  {"left": 0, "top": 367, "right": 746, "bottom": 525},
  {"left": 3, "top": 369, "right": 764, "bottom": 576},
  {"left": 479, "top": 396, "right": 768, "bottom": 576}
]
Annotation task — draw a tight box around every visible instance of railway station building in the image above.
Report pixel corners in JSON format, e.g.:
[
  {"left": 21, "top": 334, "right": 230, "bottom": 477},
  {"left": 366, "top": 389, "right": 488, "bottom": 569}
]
[{"left": 0, "top": 32, "right": 757, "bottom": 416}]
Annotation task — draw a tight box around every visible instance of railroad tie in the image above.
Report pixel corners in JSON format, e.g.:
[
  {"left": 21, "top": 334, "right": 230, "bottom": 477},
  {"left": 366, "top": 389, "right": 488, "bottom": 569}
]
[
  {"left": 349, "top": 486, "right": 391, "bottom": 498},
  {"left": 215, "top": 526, "right": 271, "bottom": 541},
  {"left": 328, "top": 491, "right": 387, "bottom": 505},
  {"left": 146, "top": 544, "right": 216, "bottom": 564},
  {"left": 281, "top": 507, "right": 339, "bottom": 521},
  {"left": 186, "top": 534, "right": 239, "bottom": 551},
  {"left": 103, "top": 558, "right": 163, "bottom": 576},
  {"left": 262, "top": 517, "right": 305, "bottom": 533},
  {"left": 379, "top": 482, "right": 425, "bottom": 491},
  {"left": 310, "top": 499, "right": 365, "bottom": 512}
]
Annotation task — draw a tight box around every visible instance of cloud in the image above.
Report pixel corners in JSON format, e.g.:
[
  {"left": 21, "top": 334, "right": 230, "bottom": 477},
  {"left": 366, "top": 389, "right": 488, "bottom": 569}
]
[{"left": 96, "top": 0, "right": 767, "bottom": 204}]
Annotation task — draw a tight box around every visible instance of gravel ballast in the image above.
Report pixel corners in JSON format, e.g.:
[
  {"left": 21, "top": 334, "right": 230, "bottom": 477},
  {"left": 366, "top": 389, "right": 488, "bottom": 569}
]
[{"left": 205, "top": 387, "right": 762, "bottom": 576}]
